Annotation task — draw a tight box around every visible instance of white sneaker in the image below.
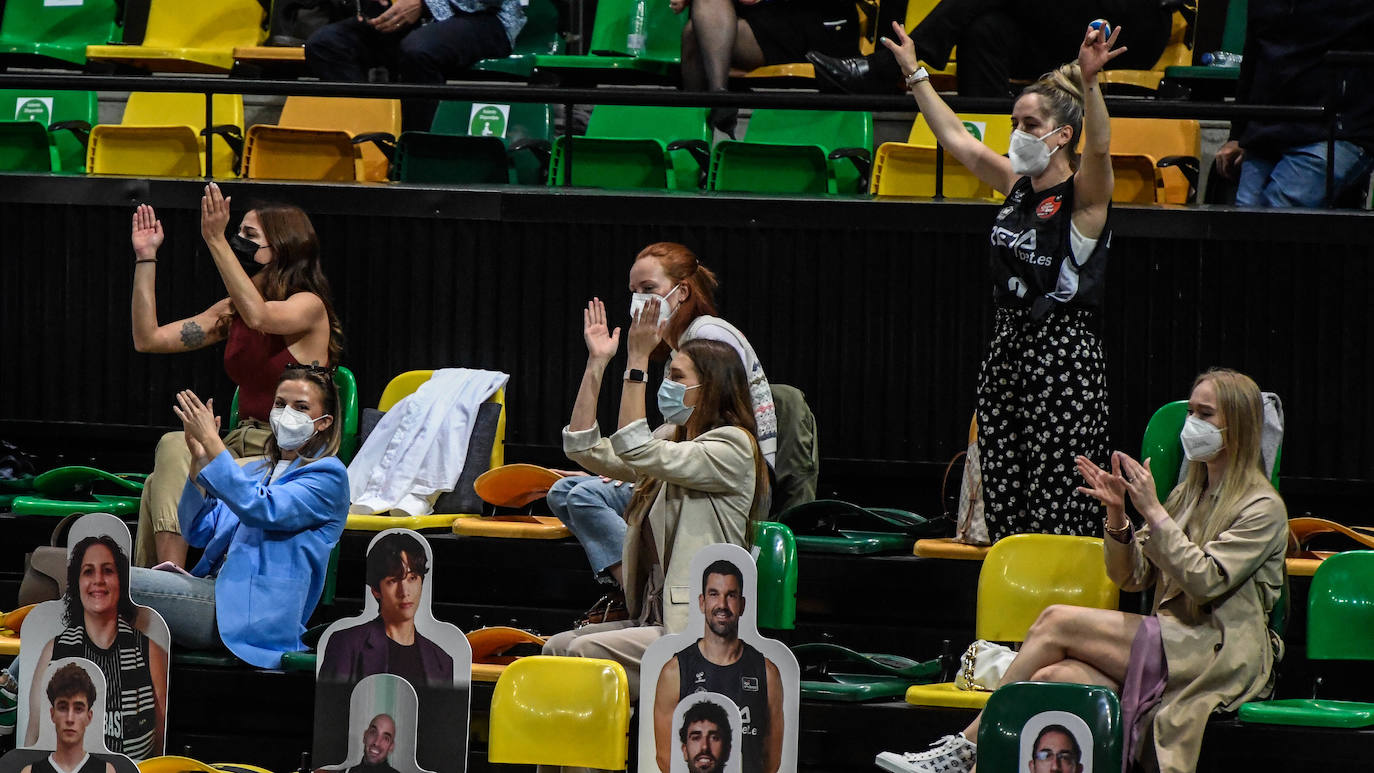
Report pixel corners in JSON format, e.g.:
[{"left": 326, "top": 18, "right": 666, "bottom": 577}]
[{"left": 875, "top": 734, "right": 977, "bottom": 773}]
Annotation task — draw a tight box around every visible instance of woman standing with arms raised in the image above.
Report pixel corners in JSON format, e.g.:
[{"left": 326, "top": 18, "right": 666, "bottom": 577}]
[{"left": 883, "top": 21, "right": 1125, "bottom": 539}]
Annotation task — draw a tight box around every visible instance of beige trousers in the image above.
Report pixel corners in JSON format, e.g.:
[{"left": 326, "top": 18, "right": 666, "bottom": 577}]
[
  {"left": 538, "top": 620, "right": 666, "bottom": 773},
  {"left": 134, "top": 420, "right": 271, "bottom": 567}
]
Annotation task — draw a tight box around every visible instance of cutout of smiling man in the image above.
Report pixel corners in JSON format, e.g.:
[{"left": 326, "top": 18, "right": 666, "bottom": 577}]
[
  {"left": 654, "top": 560, "right": 783, "bottom": 773},
  {"left": 679, "top": 699, "right": 732, "bottom": 773}
]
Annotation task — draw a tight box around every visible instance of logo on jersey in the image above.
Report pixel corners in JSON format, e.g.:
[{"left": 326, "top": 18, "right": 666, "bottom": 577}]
[
  {"left": 695, "top": 671, "right": 706, "bottom": 685},
  {"left": 1036, "top": 195, "right": 1062, "bottom": 219},
  {"left": 742, "top": 676, "right": 759, "bottom": 691}
]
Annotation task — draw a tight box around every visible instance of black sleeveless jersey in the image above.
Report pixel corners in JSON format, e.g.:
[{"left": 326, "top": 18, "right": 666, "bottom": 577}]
[
  {"left": 677, "top": 640, "right": 770, "bottom": 773},
  {"left": 31, "top": 754, "right": 108, "bottom": 773},
  {"left": 989, "top": 175, "right": 1111, "bottom": 320},
  {"left": 52, "top": 622, "right": 156, "bottom": 759}
]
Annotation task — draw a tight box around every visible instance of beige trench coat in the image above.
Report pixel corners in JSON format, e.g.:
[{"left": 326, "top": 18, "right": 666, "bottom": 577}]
[
  {"left": 1104, "top": 483, "right": 1288, "bottom": 773},
  {"left": 564, "top": 418, "right": 757, "bottom": 634}
]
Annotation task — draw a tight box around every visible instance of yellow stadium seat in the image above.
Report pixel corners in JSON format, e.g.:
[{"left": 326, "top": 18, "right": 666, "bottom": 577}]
[
  {"left": 488, "top": 655, "right": 630, "bottom": 769},
  {"left": 243, "top": 97, "right": 401, "bottom": 182},
  {"left": 905, "top": 534, "right": 1119, "bottom": 710},
  {"left": 85, "top": 0, "right": 266, "bottom": 73},
  {"left": 1107, "top": 117, "right": 1200, "bottom": 204},
  {"left": 138, "top": 758, "right": 219, "bottom": 773},
  {"left": 345, "top": 369, "right": 506, "bottom": 531},
  {"left": 871, "top": 113, "right": 1010, "bottom": 199},
  {"left": 86, "top": 92, "right": 243, "bottom": 178},
  {"left": 0, "top": 634, "right": 17, "bottom": 656},
  {"left": 1097, "top": 10, "right": 1191, "bottom": 93}
]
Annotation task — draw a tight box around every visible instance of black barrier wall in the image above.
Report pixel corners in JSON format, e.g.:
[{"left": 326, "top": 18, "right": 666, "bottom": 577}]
[{"left": 2, "top": 175, "right": 1373, "bottom": 507}]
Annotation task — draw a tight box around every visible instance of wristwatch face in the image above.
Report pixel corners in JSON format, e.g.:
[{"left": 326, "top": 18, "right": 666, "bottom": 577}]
[{"left": 626, "top": 368, "right": 647, "bottom": 382}]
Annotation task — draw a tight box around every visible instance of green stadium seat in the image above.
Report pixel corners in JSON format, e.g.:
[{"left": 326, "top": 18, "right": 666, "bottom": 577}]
[
  {"left": 9, "top": 466, "right": 145, "bottom": 518},
  {"left": 976, "top": 682, "right": 1123, "bottom": 771},
  {"left": 86, "top": 0, "right": 267, "bottom": 73},
  {"left": 1141, "top": 399, "right": 1281, "bottom": 502},
  {"left": 1162, "top": 0, "right": 1248, "bottom": 94},
  {"left": 708, "top": 109, "right": 873, "bottom": 195},
  {"left": 470, "top": 0, "right": 564, "bottom": 79},
  {"left": 532, "top": 0, "right": 685, "bottom": 83},
  {"left": 1240, "top": 551, "right": 1374, "bottom": 728},
  {"left": 547, "top": 104, "right": 709, "bottom": 190},
  {"left": 751, "top": 521, "right": 798, "bottom": 631},
  {"left": 393, "top": 101, "right": 554, "bottom": 185},
  {"left": 0, "top": 0, "right": 120, "bottom": 68},
  {"left": 0, "top": 90, "right": 96, "bottom": 173}
]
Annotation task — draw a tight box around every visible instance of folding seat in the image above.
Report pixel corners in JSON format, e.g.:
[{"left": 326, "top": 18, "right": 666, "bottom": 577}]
[
  {"left": 904, "top": 534, "right": 1119, "bottom": 710},
  {"left": 532, "top": 0, "right": 685, "bottom": 84},
  {"left": 242, "top": 97, "right": 401, "bottom": 182},
  {"left": 0, "top": 0, "right": 120, "bottom": 68},
  {"left": 547, "top": 104, "right": 710, "bottom": 190},
  {"left": 393, "top": 101, "right": 553, "bottom": 185},
  {"left": 470, "top": 0, "right": 565, "bottom": 79},
  {"left": 1108, "top": 117, "right": 1201, "bottom": 204},
  {"left": 708, "top": 109, "right": 873, "bottom": 195},
  {"left": 0, "top": 89, "right": 97, "bottom": 173},
  {"left": 975, "top": 682, "right": 1124, "bottom": 771},
  {"left": 86, "top": 0, "right": 266, "bottom": 73},
  {"left": 488, "top": 656, "right": 631, "bottom": 769},
  {"left": 871, "top": 113, "right": 1011, "bottom": 199},
  {"left": 86, "top": 92, "right": 244, "bottom": 178}
]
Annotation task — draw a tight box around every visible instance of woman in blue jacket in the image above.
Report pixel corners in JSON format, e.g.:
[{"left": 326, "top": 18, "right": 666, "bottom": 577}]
[{"left": 129, "top": 364, "right": 350, "bottom": 668}]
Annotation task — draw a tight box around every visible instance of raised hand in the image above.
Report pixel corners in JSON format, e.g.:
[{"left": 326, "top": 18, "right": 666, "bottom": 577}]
[
  {"left": 1075, "top": 453, "right": 1125, "bottom": 510},
  {"left": 132, "top": 204, "right": 164, "bottom": 260},
  {"left": 626, "top": 298, "right": 663, "bottom": 363},
  {"left": 1115, "top": 451, "right": 1167, "bottom": 523},
  {"left": 200, "top": 182, "right": 232, "bottom": 242},
  {"left": 879, "top": 21, "right": 920, "bottom": 78},
  {"left": 1078, "top": 21, "right": 1126, "bottom": 82},
  {"left": 174, "top": 390, "right": 223, "bottom": 480},
  {"left": 583, "top": 298, "right": 621, "bottom": 363}
]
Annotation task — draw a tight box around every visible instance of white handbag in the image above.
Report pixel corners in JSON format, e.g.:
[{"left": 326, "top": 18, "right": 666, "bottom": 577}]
[{"left": 954, "top": 639, "right": 1016, "bottom": 692}]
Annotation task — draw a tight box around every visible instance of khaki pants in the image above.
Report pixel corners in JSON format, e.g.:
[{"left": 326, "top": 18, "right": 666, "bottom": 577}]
[
  {"left": 539, "top": 620, "right": 665, "bottom": 773},
  {"left": 134, "top": 420, "right": 271, "bottom": 567}
]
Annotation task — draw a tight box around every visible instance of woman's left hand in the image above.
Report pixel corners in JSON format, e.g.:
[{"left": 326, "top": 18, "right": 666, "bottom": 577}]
[
  {"left": 200, "top": 182, "right": 232, "bottom": 243},
  {"left": 625, "top": 298, "right": 662, "bottom": 364},
  {"left": 1115, "top": 451, "right": 1168, "bottom": 525},
  {"left": 1078, "top": 21, "right": 1126, "bottom": 82}
]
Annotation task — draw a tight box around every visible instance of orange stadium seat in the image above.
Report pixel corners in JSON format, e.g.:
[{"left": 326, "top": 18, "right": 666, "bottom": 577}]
[{"left": 243, "top": 96, "right": 401, "bottom": 182}]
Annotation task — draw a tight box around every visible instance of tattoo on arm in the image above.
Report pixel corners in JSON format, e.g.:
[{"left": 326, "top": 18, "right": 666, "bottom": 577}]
[{"left": 180, "top": 321, "right": 206, "bottom": 349}]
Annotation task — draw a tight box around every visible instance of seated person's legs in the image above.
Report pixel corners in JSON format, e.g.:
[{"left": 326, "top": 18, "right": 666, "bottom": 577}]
[
  {"left": 1248, "top": 141, "right": 1373, "bottom": 208},
  {"left": 135, "top": 431, "right": 194, "bottom": 568},
  {"left": 553, "top": 476, "right": 633, "bottom": 586},
  {"left": 128, "top": 567, "right": 219, "bottom": 650},
  {"left": 542, "top": 620, "right": 666, "bottom": 701},
  {"left": 305, "top": 16, "right": 393, "bottom": 82},
  {"left": 394, "top": 11, "right": 513, "bottom": 131}
]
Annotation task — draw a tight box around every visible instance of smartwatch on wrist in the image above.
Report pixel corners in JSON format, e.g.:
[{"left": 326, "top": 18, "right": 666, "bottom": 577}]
[
  {"left": 904, "top": 65, "right": 930, "bottom": 88},
  {"left": 624, "top": 368, "right": 647, "bottom": 383}
]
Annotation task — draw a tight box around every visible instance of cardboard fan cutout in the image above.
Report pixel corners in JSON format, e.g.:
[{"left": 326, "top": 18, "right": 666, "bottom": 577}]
[{"left": 0, "top": 657, "right": 140, "bottom": 773}]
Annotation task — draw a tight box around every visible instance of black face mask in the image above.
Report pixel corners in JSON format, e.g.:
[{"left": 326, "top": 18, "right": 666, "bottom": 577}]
[{"left": 227, "top": 233, "right": 267, "bottom": 276}]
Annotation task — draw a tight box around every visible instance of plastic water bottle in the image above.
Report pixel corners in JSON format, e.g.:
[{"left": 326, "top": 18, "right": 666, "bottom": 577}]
[
  {"left": 1200, "top": 51, "right": 1242, "bottom": 67},
  {"left": 626, "top": 0, "right": 648, "bottom": 56}
]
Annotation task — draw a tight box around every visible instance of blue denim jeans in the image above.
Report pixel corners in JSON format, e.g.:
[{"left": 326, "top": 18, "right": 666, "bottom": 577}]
[
  {"left": 547, "top": 475, "right": 633, "bottom": 580},
  {"left": 1236, "top": 140, "right": 1373, "bottom": 208},
  {"left": 129, "top": 567, "right": 220, "bottom": 649}
]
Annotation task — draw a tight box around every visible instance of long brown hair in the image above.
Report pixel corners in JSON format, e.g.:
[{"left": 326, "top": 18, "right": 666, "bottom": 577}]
[
  {"left": 217, "top": 203, "right": 345, "bottom": 365},
  {"left": 634, "top": 242, "right": 719, "bottom": 349},
  {"left": 624, "top": 339, "right": 770, "bottom": 525},
  {"left": 262, "top": 366, "right": 343, "bottom": 467}
]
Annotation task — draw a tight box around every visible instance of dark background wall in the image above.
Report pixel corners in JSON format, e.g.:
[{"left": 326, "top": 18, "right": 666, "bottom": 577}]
[{"left": 2, "top": 175, "right": 1371, "bottom": 518}]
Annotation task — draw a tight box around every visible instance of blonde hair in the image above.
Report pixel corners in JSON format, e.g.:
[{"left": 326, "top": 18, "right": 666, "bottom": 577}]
[
  {"left": 1019, "top": 62, "right": 1085, "bottom": 168},
  {"left": 1162, "top": 368, "right": 1276, "bottom": 548}
]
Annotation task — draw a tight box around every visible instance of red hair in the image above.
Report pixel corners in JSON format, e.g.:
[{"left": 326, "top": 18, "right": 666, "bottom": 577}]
[{"left": 633, "top": 242, "right": 719, "bottom": 348}]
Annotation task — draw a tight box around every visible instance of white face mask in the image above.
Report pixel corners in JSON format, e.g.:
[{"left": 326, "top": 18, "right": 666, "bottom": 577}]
[
  {"left": 270, "top": 405, "right": 330, "bottom": 451},
  {"left": 1180, "top": 415, "right": 1225, "bottom": 462},
  {"left": 630, "top": 284, "right": 681, "bottom": 325},
  {"left": 1008, "top": 125, "right": 1067, "bottom": 177}
]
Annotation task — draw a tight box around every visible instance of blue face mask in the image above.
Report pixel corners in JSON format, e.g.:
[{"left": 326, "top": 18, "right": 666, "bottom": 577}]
[{"left": 657, "top": 379, "right": 700, "bottom": 425}]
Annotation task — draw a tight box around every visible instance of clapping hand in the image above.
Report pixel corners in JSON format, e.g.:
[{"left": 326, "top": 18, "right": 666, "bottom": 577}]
[
  {"left": 1075, "top": 453, "right": 1126, "bottom": 511},
  {"left": 584, "top": 298, "right": 621, "bottom": 364},
  {"left": 200, "top": 182, "right": 231, "bottom": 243},
  {"left": 1078, "top": 21, "right": 1126, "bottom": 82},
  {"left": 173, "top": 390, "right": 224, "bottom": 479},
  {"left": 132, "top": 204, "right": 164, "bottom": 260},
  {"left": 1114, "top": 451, "right": 1166, "bottom": 524}
]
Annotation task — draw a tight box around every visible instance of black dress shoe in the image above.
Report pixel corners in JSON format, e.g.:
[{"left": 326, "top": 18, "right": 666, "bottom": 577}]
[{"left": 806, "top": 50, "right": 874, "bottom": 94}]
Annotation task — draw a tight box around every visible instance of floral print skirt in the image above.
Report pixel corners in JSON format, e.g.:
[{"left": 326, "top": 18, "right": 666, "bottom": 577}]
[{"left": 976, "top": 305, "right": 1110, "bottom": 541}]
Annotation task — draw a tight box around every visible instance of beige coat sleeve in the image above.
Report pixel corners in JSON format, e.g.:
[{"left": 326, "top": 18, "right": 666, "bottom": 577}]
[
  {"left": 1104, "top": 525, "right": 1158, "bottom": 593},
  {"left": 1140, "top": 492, "right": 1288, "bottom": 605},
  {"left": 562, "top": 423, "right": 638, "bottom": 482},
  {"left": 609, "top": 420, "right": 755, "bottom": 494}
]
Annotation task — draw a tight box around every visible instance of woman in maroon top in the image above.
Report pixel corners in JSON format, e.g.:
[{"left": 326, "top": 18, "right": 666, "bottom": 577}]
[{"left": 129, "top": 182, "right": 344, "bottom": 568}]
